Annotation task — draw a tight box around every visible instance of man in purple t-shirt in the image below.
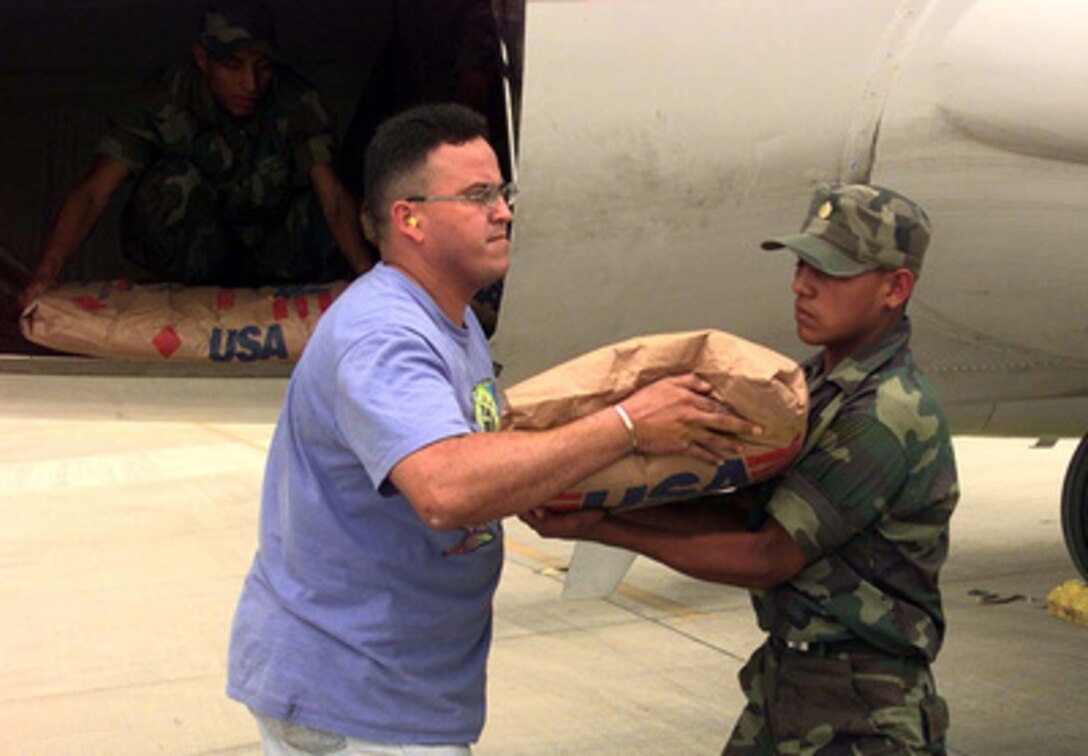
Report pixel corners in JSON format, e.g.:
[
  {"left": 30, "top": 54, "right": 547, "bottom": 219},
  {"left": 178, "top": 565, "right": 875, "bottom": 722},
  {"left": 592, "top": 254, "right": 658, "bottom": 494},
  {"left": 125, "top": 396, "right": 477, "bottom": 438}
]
[{"left": 227, "top": 102, "right": 758, "bottom": 753}]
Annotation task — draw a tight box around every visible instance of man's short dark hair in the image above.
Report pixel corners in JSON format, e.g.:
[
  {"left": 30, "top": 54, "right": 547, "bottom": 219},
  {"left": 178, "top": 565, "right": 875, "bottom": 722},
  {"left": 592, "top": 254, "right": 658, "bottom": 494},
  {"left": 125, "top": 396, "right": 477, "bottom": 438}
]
[{"left": 363, "top": 103, "right": 490, "bottom": 240}]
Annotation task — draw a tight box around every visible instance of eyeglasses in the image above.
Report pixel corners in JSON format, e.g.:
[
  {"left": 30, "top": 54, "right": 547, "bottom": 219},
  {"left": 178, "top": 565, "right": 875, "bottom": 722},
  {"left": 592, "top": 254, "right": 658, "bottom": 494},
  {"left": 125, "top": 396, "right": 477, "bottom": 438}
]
[{"left": 405, "top": 182, "right": 518, "bottom": 210}]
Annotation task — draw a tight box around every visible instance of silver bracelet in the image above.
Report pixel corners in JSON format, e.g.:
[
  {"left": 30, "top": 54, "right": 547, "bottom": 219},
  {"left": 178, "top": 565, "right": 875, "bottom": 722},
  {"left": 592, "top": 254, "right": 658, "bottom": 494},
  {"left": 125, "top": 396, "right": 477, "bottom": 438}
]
[{"left": 613, "top": 404, "right": 638, "bottom": 452}]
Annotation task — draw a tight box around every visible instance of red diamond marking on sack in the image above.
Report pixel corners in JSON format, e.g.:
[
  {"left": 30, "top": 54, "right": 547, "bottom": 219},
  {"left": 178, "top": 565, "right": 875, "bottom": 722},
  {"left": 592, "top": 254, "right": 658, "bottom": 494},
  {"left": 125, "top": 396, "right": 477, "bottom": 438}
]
[
  {"left": 293, "top": 296, "right": 309, "bottom": 319},
  {"left": 272, "top": 298, "right": 288, "bottom": 321},
  {"left": 217, "top": 290, "right": 236, "bottom": 310},
  {"left": 547, "top": 492, "right": 584, "bottom": 512},
  {"left": 152, "top": 326, "right": 182, "bottom": 359},
  {"left": 71, "top": 296, "right": 106, "bottom": 311}
]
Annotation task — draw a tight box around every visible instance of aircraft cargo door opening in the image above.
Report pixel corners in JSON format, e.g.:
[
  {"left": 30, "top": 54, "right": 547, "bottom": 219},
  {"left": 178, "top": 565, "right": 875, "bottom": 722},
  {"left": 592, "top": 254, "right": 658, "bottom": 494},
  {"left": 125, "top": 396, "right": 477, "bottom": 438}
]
[{"left": 0, "top": 0, "right": 524, "bottom": 365}]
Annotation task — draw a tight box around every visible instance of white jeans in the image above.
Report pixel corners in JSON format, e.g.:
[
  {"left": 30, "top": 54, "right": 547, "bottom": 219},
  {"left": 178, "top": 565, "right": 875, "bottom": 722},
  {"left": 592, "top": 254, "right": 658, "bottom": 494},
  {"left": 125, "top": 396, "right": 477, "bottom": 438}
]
[{"left": 254, "top": 714, "right": 472, "bottom": 756}]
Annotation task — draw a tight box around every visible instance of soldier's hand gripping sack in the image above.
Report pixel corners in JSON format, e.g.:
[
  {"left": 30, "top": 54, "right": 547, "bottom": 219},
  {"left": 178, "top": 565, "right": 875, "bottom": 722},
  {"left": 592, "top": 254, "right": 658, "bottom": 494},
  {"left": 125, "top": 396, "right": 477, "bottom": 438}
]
[{"left": 502, "top": 330, "right": 808, "bottom": 510}]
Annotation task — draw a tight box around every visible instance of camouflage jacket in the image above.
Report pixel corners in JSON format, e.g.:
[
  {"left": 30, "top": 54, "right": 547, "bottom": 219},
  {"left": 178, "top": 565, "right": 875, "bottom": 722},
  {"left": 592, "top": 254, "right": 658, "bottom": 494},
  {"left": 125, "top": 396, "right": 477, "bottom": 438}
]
[
  {"left": 752, "top": 317, "right": 959, "bottom": 661},
  {"left": 96, "top": 58, "right": 336, "bottom": 221}
]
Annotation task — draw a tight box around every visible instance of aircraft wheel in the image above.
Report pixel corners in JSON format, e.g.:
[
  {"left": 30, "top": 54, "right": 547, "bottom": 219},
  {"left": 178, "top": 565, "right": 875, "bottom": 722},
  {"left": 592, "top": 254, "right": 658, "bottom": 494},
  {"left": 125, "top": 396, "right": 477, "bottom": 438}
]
[{"left": 1061, "top": 434, "right": 1088, "bottom": 580}]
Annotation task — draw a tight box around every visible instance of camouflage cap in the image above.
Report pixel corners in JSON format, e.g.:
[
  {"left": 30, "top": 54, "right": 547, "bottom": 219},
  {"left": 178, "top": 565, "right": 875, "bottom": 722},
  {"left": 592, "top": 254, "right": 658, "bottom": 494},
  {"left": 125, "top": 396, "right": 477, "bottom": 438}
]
[
  {"left": 198, "top": 0, "right": 278, "bottom": 60},
  {"left": 761, "top": 183, "right": 931, "bottom": 278}
]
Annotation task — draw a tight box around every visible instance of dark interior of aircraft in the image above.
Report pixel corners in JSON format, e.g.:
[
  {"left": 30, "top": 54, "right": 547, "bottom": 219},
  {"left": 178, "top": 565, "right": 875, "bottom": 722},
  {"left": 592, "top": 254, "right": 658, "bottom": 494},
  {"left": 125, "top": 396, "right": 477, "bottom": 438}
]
[{"left": 0, "top": 0, "right": 524, "bottom": 357}]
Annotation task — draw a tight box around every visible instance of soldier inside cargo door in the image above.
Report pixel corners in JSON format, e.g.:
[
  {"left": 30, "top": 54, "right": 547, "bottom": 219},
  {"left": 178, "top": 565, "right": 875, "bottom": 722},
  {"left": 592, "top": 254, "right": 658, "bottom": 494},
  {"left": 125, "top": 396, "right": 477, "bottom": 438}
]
[{"left": 19, "top": 0, "right": 373, "bottom": 308}]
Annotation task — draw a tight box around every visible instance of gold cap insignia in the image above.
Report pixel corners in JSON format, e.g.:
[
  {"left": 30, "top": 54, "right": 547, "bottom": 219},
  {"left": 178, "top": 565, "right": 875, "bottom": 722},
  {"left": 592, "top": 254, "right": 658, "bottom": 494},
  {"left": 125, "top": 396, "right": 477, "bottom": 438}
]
[{"left": 817, "top": 201, "right": 833, "bottom": 220}]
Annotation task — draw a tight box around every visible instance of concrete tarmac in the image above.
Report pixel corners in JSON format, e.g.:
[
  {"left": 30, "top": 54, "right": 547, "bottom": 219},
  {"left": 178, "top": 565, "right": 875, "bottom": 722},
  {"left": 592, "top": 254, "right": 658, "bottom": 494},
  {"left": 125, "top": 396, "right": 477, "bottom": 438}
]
[{"left": 1, "top": 415, "right": 1085, "bottom": 755}]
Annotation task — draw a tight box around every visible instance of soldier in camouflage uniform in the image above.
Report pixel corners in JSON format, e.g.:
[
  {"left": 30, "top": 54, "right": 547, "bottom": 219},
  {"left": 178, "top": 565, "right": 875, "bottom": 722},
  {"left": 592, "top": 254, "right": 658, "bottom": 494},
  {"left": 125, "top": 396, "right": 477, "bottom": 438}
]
[
  {"left": 522, "top": 183, "right": 959, "bottom": 754},
  {"left": 20, "top": 0, "right": 372, "bottom": 307}
]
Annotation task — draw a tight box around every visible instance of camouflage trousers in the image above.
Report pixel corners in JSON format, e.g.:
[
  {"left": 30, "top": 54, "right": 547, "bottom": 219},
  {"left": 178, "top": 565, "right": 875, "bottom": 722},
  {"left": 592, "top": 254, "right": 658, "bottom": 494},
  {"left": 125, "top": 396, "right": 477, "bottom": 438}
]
[
  {"left": 121, "top": 157, "right": 352, "bottom": 286},
  {"left": 722, "top": 638, "right": 949, "bottom": 755}
]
